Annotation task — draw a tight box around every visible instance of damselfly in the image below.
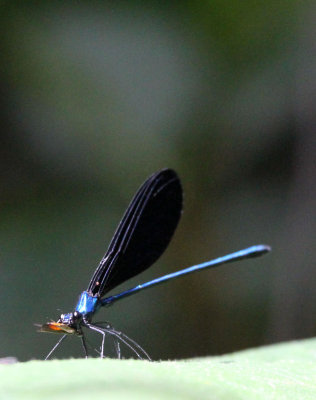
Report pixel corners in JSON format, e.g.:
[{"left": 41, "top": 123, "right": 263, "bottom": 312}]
[{"left": 39, "top": 169, "right": 270, "bottom": 360}]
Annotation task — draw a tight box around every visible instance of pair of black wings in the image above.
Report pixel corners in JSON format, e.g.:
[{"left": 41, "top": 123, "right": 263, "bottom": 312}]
[{"left": 87, "top": 169, "right": 183, "bottom": 297}]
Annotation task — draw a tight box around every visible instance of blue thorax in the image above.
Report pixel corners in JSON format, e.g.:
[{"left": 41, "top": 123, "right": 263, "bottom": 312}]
[{"left": 75, "top": 291, "right": 100, "bottom": 315}]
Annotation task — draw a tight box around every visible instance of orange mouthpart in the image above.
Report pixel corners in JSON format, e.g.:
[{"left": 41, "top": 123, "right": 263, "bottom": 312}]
[{"left": 39, "top": 322, "right": 77, "bottom": 335}]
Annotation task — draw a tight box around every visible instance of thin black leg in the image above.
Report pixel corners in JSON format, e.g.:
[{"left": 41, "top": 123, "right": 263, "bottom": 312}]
[
  {"left": 93, "top": 323, "right": 151, "bottom": 360},
  {"left": 45, "top": 334, "right": 67, "bottom": 360},
  {"left": 105, "top": 329, "right": 144, "bottom": 359},
  {"left": 85, "top": 322, "right": 151, "bottom": 360},
  {"left": 85, "top": 323, "right": 106, "bottom": 358},
  {"left": 107, "top": 328, "right": 151, "bottom": 360},
  {"left": 93, "top": 321, "right": 120, "bottom": 358},
  {"left": 81, "top": 334, "right": 89, "bottom": 358},
  {"left": 114, "top": 339, "right": 121, "bottom": 359}
]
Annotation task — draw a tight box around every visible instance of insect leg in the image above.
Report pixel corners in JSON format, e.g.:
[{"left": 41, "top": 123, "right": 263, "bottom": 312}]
[
  {"left": 85, "top": 323, "right": 106, "bottom": 358},
  {"left": 45, "top": 334, "right": 67, "bottom": 360},
  {"left": 108, "top": 327, "right": 151, "bottom": 361},
  {"left": 80, "top": 334, "right": 89, "bottom": 358}
]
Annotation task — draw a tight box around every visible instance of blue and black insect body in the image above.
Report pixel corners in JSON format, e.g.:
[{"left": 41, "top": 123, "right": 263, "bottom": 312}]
[{"left": 39, "top": 169, "right": 270, "bottom": 360}]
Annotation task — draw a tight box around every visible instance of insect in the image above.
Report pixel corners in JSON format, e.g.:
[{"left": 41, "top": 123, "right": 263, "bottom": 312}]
[{"left": 39, "top": 169, "right": 270, "bottom": 360}]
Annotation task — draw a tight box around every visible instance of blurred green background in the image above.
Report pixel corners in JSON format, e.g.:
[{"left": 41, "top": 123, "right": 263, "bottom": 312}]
[{"left": 1, "top": 1, "right": 315, "bottom": 362}]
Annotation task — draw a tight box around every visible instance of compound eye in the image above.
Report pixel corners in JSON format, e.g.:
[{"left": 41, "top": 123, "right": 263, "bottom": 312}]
[
  {"left": 57, "top": 314, "right": 65, "bottom": 323},
  {"left": 73, "top": 311, "right": 82, "bottom": 319}
]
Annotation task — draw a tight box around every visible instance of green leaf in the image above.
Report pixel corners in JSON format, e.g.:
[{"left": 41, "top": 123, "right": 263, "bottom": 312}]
[{"left": 1, "top": 338, "right": 315, "bottom": 400}]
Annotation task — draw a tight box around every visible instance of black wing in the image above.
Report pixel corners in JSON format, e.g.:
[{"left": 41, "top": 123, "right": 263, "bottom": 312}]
[{"left": 87, "top": 169, "right": 183, "bottom": 297}]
